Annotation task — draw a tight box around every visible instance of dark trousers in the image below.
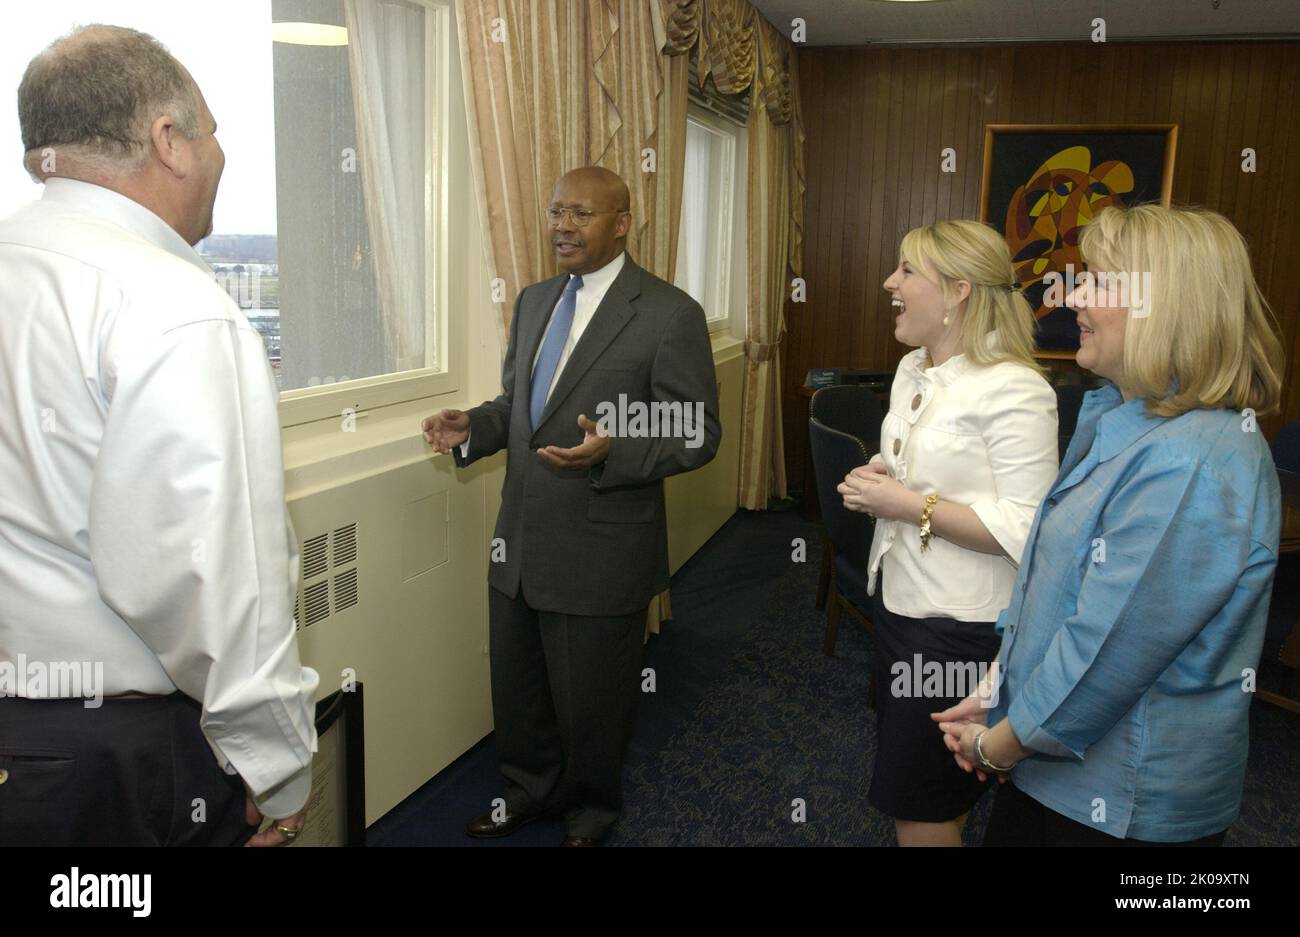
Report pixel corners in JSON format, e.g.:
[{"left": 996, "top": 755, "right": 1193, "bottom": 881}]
[
  {"left": 0, "top": 694, "right": 254, "bottom": 846},
  {"left": 984, "top": 781, "right": 1227, "bottom": 847},
  {"left": 489, "top": 585, "right": 647, "bottom": 839}
]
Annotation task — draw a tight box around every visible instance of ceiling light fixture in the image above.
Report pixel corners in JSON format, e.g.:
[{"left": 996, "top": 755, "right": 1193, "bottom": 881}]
[{"left": 271, "top": 22, "right": 349, "bottom": 46}]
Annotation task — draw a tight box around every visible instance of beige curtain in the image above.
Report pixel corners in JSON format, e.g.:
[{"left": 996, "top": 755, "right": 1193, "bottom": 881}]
[
  {"left": 455, "top": 0, "right": 693, "bottom": 328},
  {"left": 696, "top": 0, "right": 755, "bottom": 95},
  {"left": 456, "top": 0, "right": 698, "bottom": 634},
  {"left": 663, "top": 0, "right": 805, "bottom": 508},
  {"left": 651, "top": 0, "right": 699, "bottom": 280},
  {"left": 737, "top": 14, "right": 804, "bottom": 509}
]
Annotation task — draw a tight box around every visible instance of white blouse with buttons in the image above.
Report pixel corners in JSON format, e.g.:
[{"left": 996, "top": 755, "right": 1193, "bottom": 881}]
[{"left": 867, "top": 346, "right": 1059, "bottom": 622}]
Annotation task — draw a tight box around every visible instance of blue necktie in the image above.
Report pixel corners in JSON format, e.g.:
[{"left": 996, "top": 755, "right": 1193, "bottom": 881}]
[{"left": 530, "top": 274, "right": 583, "bottom": 430}]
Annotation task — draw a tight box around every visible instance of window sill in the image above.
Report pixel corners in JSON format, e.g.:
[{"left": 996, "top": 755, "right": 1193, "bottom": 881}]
[
  {"left": 282, "top": 395, "right": 458, "bottom": 499},
  {"left": 282, "top": 337, "right": 745, "bottom": 498},
  {"left": 712, "top": 332, "right": 744, "bottom": 361}
]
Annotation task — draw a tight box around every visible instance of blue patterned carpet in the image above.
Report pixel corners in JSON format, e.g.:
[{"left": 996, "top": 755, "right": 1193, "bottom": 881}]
[{"left": 368, "top": 509, "right": 1300, "bottom": 846}]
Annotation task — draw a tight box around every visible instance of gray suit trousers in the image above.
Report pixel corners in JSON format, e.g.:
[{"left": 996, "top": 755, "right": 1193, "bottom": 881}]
[{"left": 489, "top": 585, "right": 646, "bottom": 839}]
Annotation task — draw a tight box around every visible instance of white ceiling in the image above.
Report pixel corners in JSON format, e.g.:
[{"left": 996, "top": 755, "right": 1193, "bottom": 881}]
[{"left": 749, "top": 0, "right": 1300, "bottom": 45}]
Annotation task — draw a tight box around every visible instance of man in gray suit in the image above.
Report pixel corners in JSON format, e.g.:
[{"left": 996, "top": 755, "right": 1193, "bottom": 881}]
[{"left": 422, "top": 166, "right": 719, "bottom": 845}]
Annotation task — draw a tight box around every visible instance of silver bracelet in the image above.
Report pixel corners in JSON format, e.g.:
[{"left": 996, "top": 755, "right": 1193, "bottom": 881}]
[{"left": 974, "top": 729, "right": 1014, "bottom": 773}]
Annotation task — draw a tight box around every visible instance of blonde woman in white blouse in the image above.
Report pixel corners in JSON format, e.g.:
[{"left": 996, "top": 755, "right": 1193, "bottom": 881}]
[{"left": 838, "top": 220, "right": 1058, "bottom": 846}]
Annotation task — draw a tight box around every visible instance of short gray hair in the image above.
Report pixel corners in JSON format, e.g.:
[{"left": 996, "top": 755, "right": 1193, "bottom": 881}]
[{"left": 18, "top": 24, "right": 201, "bottom": 177}]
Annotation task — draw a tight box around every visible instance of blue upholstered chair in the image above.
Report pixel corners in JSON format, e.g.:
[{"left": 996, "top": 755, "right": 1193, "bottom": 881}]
[{"left": 809, "top": 387, "right": 882, "bottom": 675}]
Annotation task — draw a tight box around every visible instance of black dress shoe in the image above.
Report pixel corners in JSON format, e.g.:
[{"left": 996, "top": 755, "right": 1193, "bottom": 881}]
[
  {"left": 466, "top": 808, "right": 541, "bottom": 838},
  {"left": 560, "top": 835, "right": 601, "bottom": 847}
]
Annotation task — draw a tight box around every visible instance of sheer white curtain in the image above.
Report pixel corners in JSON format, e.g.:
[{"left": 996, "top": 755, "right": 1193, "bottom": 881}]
[
  {"left": 345, "top": 0, "right": 427, "bottom": 373},
  {"left": 674, "top": 121, "right": 712, "bottom": 307}
]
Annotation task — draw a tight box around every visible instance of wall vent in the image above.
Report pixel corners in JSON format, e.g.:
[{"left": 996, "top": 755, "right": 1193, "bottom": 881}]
[
  {"left": 303, "top": 580, "right": 331, "bottom": 627},
  {"left": 302, "top": 533, "right": 329, "bottom": 578},
  {"left": 333, "top": 523, "right": 358, "bottom": 566},
  {"left": 334, "top": 567, "right": 359, "bottom": 612},
  {"left": 296, "top": 522, "right": 360, "bottom": 629}
]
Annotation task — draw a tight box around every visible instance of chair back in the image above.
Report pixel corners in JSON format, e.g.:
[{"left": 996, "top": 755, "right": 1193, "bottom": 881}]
[
  {"left": 1272, "top": 420, "right": 1300, "bottom": 474},
  {"left": 810, "top": 384, "right": 884, "bottom": 457},
  {"left": 809, "top": 386, "right": 883, "bottom": 570},
  {"left": 1278, "top": 467, "right": 1300, "bottom": 512}
]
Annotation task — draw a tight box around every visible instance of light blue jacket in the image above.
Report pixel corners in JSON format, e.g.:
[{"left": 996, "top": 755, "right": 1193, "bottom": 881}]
[{"left": 989, "top": 383, "right": 1281, "bottom": 841}]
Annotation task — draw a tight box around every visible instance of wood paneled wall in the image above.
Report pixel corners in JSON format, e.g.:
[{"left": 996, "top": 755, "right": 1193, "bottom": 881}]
[{"left": 787, "top": 41, "right": 1300, "bottom": 495}]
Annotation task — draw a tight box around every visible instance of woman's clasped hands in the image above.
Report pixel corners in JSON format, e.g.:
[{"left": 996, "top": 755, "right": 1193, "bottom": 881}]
[
  {"left": 838, "top": 462, "right": 915, "bottom": 521},
  {"left": 932, "top": 669, "right": 1011, "bottom": 785}
]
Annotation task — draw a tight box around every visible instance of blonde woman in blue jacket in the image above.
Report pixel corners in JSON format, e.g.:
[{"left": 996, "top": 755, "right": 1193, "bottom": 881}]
[{"left": 937, "top": 205, "right": 1286, "bottom": 845}]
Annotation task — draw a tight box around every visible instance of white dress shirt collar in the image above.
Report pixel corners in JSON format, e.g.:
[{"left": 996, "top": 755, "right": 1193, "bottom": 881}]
[
  {"left": 569, "top": 250, "right": 626, "bottom": 295},
  {"left": 530, "top": 250, "right": 629, "bottom": 388},
  {"left": 41, "top": 177, "right": 212, "bottom": 277}
]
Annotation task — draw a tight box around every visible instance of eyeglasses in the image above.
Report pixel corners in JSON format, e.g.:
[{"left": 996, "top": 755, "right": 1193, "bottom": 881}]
[{"left": 545, "top": 206, "right": 623, "bottom": 227}]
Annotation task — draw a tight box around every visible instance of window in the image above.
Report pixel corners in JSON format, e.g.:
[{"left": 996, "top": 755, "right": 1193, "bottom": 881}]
[
  {"left": 675, "top": 104, "right": 745, "bottom": 331},
  {"left": 0, "top": 0, "right": 454, "bottom": 427}
]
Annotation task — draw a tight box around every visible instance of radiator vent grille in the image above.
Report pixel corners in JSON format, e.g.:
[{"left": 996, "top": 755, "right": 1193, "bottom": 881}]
[
  {"left": 333, "top": 523, "right": 357, "bottom": 566},
  {"left": 297, "top": 522, "right": 359, "bottom": 629},
  {"left": 303, "top": 580, "right": 331, "bottom": 627},
  {"left": 334, "top": 567, "right": 359, "bottom": 612},
  {"left": 302, "top": 534, "right": 329, "bottom": 579}
]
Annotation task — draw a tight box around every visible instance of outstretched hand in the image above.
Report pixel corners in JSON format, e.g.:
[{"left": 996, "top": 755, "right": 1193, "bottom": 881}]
[
  {"left": 536, "top": 414, "right": 610, "bottom": 469},
  {"left": 421, "top": 408, "right": 471, "bottom": 454}
]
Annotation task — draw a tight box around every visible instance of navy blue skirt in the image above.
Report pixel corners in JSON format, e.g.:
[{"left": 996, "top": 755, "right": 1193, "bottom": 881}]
[{"left": 868, "top": 581, "right": 1001, "bottom": 823}]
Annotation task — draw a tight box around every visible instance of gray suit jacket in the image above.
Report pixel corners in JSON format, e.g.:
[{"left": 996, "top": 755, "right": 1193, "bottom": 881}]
[{"left": 454, "top": 254, "right": 721, "bottom": 616}]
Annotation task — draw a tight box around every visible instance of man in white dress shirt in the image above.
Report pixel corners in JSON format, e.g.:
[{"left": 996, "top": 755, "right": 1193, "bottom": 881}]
[{"left": 0, "top": 25, "right": 317, "bottom": 846}]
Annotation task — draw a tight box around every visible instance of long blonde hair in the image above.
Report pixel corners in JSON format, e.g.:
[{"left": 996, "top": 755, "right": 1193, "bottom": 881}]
[
  {"left": 898, "top": 220, "right": 1042, "bottom": 372},
  {"left": 1079, "top": 204, "right": 1285, "bottom": 417}
]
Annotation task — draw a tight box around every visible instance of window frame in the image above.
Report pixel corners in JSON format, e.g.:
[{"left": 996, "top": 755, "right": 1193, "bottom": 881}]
[
  {"left": 276, "top": 0, "right": 458, "bottom": 429},
  {"left": 679, "top": 102, "right": 744, "bottom": 336}
]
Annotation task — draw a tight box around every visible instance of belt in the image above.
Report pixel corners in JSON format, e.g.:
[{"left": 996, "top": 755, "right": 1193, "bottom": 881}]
[{"left": 7, "top": 692, "right": 170, "bottom": 701}]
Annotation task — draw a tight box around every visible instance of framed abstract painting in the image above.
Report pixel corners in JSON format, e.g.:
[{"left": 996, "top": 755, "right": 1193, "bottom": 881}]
[{"left": 979, "top": 124, "right": 1177, "bottom": 355}]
